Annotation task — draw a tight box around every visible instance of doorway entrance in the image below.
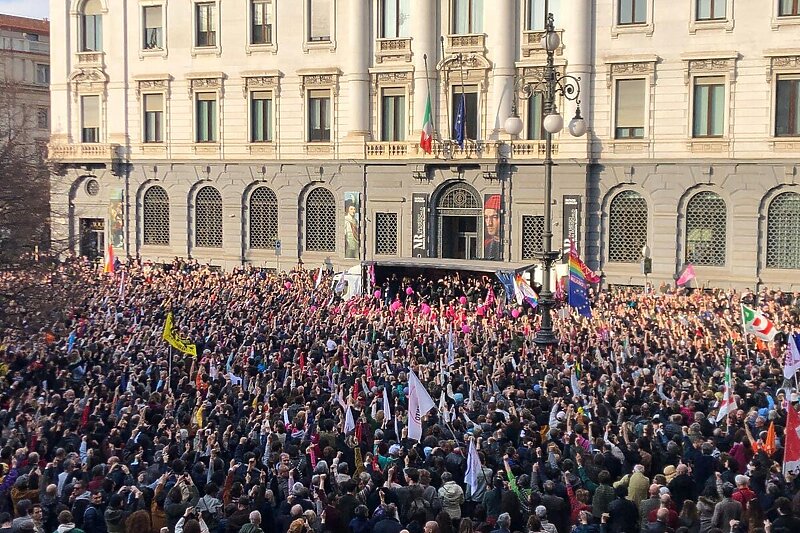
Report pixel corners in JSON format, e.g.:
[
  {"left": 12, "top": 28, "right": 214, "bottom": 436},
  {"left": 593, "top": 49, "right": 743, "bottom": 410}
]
[
  {"left": 79, "top": 218, "right": 105, "bottom": 261},
  {"left": 435, "top": 183, "right": 482, "bottom": 260}
]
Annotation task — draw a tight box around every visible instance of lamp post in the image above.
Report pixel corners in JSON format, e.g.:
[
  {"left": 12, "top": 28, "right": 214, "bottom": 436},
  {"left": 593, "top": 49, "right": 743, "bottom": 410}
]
[{"left": 503, "top": 1, "right": 586, "bottom": 346}]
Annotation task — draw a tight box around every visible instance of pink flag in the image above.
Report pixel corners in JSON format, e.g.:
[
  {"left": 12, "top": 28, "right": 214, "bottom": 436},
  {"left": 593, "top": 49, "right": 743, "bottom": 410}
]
[{"left": 676, "top": 264, "right": 696, "bottom": 286}]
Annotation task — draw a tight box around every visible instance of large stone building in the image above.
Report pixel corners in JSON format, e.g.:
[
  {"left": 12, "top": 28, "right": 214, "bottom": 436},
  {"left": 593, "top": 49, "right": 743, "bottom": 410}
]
[
  {"left": 0, "top": 14, "right": 50, "bottom": 146},
  {"left": 48, "top": 0, "right": 800, "bottom": 289}
]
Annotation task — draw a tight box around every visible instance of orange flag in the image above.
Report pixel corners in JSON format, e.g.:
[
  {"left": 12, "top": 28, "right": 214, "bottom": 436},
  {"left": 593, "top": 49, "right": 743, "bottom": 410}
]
[
  {"left": 104, "top": 244, "right": 115, "bottom": 273},
  {"left": 763, "top": 421, "right": 777, "bottom": 456}
]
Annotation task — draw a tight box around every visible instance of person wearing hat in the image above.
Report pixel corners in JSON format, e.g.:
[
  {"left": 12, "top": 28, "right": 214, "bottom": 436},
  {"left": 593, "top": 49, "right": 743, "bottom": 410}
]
[{"left": 483, "top": 195, "right": 502, "bottom": 260}]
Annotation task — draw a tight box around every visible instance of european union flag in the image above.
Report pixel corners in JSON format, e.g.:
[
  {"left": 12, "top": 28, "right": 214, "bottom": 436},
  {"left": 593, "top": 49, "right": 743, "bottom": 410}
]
[
  {"left": 568, "top": 272, "right": 592, "bottom": 318},
  {"left": 453, "top": 93, "right": 466, "bottom": 148}
]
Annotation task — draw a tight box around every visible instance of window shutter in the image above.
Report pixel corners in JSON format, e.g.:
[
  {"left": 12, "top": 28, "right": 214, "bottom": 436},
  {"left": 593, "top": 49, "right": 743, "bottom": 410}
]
[
  {"left": 144, "top": 94, "right": 163, "bottom": 112},
  {"left": 615, "top": 79, "right": 645, "bottom": 128},
  {"left": 310, "top": 0, "right": 331, "bottom": 39},
  {"left": 82, "top": 96, "right": 99, "bottom": 128},
  {"left": 144, "top": 5, "right": 162, "bottom": 27}
]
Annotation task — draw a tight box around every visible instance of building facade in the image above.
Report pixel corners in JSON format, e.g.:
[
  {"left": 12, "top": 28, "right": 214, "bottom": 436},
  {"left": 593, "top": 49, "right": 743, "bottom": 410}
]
[
  {"left": 48, "top": 0, "right": 800, "bottom": 289},
  {"left": 0, "top": 14, "right": 50, "bottom": 146}
]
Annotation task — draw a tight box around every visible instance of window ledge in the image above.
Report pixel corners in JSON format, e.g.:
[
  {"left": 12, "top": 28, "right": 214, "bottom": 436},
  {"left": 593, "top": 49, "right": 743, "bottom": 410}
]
[
  {"left": 689, "top": 18, "right": 734, "bottom": 34},
  {"left": 687, "top": 139, "right": 730, "bottom": 153},
  {"left": 609, "top": 139, "right": 650, "bottom": 154},
  {"left": 249, "top": 143, "right": 276, "bottom": 156},
  {"left": 611, "top": 22, "right": 654, "bottom": 38},
  {"left": 770, "top": 138, "right": 800, "bottom": 152},
  {"left": 305, "top": 143, "right": 333, "bottom": 155},
  {"left": 191, "top": 46, "right": 221, "bottom": 58},
  {"left": 139, "top": 47, "right": 167, "bottom": 59},
  {"left": 246, "top": 42, "right": 278, "bottom": 55},
  {"left": 772, "top": 15, "right": 800, "bottom": 30},
  {"left": 303, "top": 40, "right": 336, "bottom": 53},
  {"left": 193, "top": 143, "right": 220, "bottom": 154}
]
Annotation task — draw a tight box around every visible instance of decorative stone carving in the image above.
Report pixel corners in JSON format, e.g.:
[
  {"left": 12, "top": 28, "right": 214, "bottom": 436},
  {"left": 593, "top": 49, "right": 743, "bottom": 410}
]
[
  {"left": 683, "top": 56, "right": 737, "bottom": 84},
  {"left": 135, "top": 79, "right": 168, "bottom": 99},
  {"left": 242, "top": 75, "right": 280, "bottom": 97},
  {"left": 375, "top": 38, "right": 412, "bottom": 64},
  {"left": 187, "top": 75, "right": 225, "bottom": 98},
  {"left": 605, "top": 60, "right": 656, "bottom": 88},
  {"left": 69, "top": 68, "right": 109, "bottom": 100},
  {"left": 766, "top": 55, "right": 800, "bottom": 82},
  {"left": 299, "top": 71, "right": 341, "bottom": 97}
]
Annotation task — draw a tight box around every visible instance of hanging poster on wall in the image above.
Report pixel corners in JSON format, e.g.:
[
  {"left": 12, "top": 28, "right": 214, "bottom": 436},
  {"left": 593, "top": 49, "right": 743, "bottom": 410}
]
[
  {"left": 343, "top": 192, "right": 361, "bottom": 259},
  {"left": 483, "top": 193, "right": 503, "bottom": 260},
  {"left": 411, "top": 193, "right": 428, "bottom": 258},
  {"left": 108, "top": 189, "right": 124, "bottom": 252},
  {"left": 562, "top": 194, "right": 582, "bottom": 262}
]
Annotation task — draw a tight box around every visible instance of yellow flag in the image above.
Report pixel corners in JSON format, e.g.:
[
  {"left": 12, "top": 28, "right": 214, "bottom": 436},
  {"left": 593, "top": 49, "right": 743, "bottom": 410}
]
[
  {"left": 162, "top": 312, "right": 198, "bottom": 357},
  {"left": 196, "top": 406, "right": 204, "bottom": 428}
]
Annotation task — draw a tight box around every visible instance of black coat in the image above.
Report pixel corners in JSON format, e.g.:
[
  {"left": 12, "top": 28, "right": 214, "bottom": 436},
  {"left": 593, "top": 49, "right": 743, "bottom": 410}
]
[{"left": 371, "top": 516, "right": 403, "bottom": 533}]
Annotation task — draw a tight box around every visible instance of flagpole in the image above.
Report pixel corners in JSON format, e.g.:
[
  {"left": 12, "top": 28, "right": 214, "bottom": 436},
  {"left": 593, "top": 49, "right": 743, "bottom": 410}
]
[
  {"left": 168, "top": 345, "right": 173, "bottom": 392},
  {"left": 423, "top": 53, "right": 436, "bottom": 142},
  {"left": 458, "top": 53, "right": 467, "bottom": 145},
  {"left": 439, "top": 37, "right": 451, "bottom": 146}
]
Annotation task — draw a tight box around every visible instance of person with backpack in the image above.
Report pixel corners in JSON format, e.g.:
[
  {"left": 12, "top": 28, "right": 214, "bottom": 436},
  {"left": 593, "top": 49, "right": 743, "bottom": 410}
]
[{"left": 384, "top": 467, "right": 431, "bottom": 524}]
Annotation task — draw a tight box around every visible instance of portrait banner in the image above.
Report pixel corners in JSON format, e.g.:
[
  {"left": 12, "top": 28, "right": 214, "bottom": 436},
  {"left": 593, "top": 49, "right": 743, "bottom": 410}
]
[
  {"left": 483, "top": 193, "right": 503, "bottom": 260},
  {"left": 109, "top": 189, "right": 124, "bottom": 251},
  {"left": 343, "top": 192, "right": 361, "bottom": 259}
]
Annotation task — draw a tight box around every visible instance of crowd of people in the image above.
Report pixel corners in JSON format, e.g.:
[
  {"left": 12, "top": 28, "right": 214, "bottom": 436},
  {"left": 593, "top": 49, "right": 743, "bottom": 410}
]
[{"left": 0, "top": 257, "right": 799, "bottom": 533}]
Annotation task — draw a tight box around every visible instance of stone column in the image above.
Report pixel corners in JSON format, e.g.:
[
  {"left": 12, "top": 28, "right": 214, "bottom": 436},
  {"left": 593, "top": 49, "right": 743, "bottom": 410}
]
[
  {"left": 411, "top": 0, "right": 438, "bottom": 139},
  {"left": 343, "top": 0, "right": 371, "bottom": 147},
  {"left": 486, "top": 0, "right": 516, "bottom": 140},
  {"left": 563, "top": 0, "right": 592, "bottom": 150}
]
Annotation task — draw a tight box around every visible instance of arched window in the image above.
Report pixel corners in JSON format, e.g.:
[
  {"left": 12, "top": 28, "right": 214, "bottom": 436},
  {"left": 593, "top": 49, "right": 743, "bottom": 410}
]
[
  {"left": 81, "top": 0, "right": 103, "bottom": 52},
  {"left": 685, "top": 191, "right": 726, "bottom": 266},
  {"left": 249, "top": 187, "right": 278, "bottom": 249},
  {"left": 608, "top": 190, "right": 647, "bottom": 263},
  {"left": 195, "top": 186, "right": 222, "bottom": 248},
  {"left": 767, "top": 191, "right": 800, "bottom": 269},
  {"left": 142, "top": 186, "right": 170, "bottom": 246},
  {"left": 305, "top": 187, "right": 336, "bottom": 252}
]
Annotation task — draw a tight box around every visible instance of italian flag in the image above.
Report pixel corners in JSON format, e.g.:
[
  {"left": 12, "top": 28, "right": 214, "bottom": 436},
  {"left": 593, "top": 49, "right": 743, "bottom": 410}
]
[
  {"left": 420, "top": 91, "right": 433, "bottom": 154},
  {"left": 742, "top": 304, "right": 778, "bottom": 341},
  {"left": 716, "top": 355, "right": 738, "bottom": 423}
]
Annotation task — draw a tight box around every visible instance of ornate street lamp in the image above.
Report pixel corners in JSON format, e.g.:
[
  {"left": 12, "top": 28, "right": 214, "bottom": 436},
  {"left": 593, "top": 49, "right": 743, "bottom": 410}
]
[{"left": 503, "top": 1, "right": 586, "bottom": 346}]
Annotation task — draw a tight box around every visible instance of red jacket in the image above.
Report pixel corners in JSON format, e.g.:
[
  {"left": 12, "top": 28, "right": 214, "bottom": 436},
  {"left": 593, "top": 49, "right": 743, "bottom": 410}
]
[{"left": 733, "top": 487, "right": 756, "bottom": 511}]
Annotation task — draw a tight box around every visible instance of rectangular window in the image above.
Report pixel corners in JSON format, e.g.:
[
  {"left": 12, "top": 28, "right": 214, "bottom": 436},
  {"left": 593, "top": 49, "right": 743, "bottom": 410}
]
[
  {"left": 195, "top": 93, "right": 217, "bottom": 142},
  {"left": 776, "top": 77, "right": 800, "bottom": 137},
  {"left": 780, "top": 0, "right": 800, "bottom": 16},
  {"left": 618, "top": 0, "right": 646, "bottom": 24},
  {"left": 527, "top": 93, "right": 543, "bottom": 140},
  {"left": 452, "top": 86, "right": 479, "bottom": 141},
  {"left": 381, "top": 88, "right": 406, "bottom": 142},
  {"left": 196, "top": 3, "right": 217, "bottom": 47},
  {"left": 527, "top": 0, "right": 561, "bottom": 30},
  {"left": 143, "top": 5, "right": 164, "bottom": 49},
  {"left": 308, "top": 89, "right": 331, "bottom": 142},
  {"left": 615, "top": 79, "right": 646, "bottom": 139},
  {"left": 250, "top": 91, "right": 273, "bottom": 142},
  {"left": 251, "top": 0, "right": 274, "bottom": 44},
  {"left": 693, "top": 77, "right": 725, "bottom": 137},
  {"left": 81, "top": 14, "right": 103, "bottom": 51},
  {"left": 375, "top": 212, "right": 399, "bottom": 255},
  {"left": 452, "top": 0, "right": 483, "bottom": 34},
  {"left": 696, "top": 0, "right": 725, "bottom": 20},
  {"left": 35, "top": 64, "right": 49, "bottom": 85},
  {"left": 308, "top": 0, "right": 331, "bottom": 42},
  {"left": 81, "top": 95, "right": 100, "bottom": 143},
  {"left": 37, "top": 107, "right": 48, "bottom": 130},
  {"left": 143, "top": 94, "right": 164, "bottom": 143},
  {"left": 380, "top": 0, "right": 411, "bottom": 38}
]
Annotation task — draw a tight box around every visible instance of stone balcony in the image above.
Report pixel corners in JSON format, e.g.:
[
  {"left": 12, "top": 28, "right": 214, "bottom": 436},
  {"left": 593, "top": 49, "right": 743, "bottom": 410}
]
[
  {"left": 365, "top": 139, "right": 552, "bottom": 160},
  {"left": 521, "top": 30, "right": 565, "bottom": 58},
  {"left": 446, "top": 34, "right": 486, "bottom": 54},
  {"left": 48, "top": 142, "right": 121, "bottom": 163},
  {"left": 75, "top": 51, "right": 105, "bottom": 68},
  {"left": 375, "top": 38, "right": 412, "bottom": 64}
]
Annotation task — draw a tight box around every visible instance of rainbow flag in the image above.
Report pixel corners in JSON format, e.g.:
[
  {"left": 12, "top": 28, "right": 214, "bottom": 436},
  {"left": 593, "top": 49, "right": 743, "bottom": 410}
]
[
  {"left": 514, "top": 274, "right": 539, "bottom": 308},
  {"left": 568, "top": 241, "right": 592, "bottom": 317},
  {"left": 104, "top": 244, "right": 115, "bottom": 274}
]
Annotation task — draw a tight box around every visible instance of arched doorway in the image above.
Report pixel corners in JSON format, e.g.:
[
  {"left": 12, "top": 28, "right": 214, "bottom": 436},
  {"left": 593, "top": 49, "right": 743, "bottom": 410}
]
[{"left": 434, "top": 182, "right": 482, "bottom": 260}]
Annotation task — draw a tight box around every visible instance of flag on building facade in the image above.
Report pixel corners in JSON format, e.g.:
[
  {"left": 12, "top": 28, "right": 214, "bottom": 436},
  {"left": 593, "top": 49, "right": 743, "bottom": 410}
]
[
  {"left": 676, "top": 263, "right": 696, "bottom": 286},
  {"left": 783, "top": 405, "right": 800, "bottom": 476},
  {"left": 742, "top": 304, "right": 778, "bottom": 342},
  {"left": 453, "top": 93, "right": 466, "bottom": 148},
  {"left": 420, "top": 91, "right": 433, "bottom": 154},
  {"left": 408, "top": 369, "right": 435, "bottom": 441},
  {"left": 716, "top": 356, "right": 738, "bottom": 423},
  {"left": 568, "top": 241, "right": 592, "bottom": 318}
]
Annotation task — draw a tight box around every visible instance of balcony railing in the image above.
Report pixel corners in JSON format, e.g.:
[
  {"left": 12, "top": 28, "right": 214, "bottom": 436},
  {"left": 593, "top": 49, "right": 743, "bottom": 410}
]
[
  {"left": 375, "top": 38, "right": 412, "bottom": 63},
  {"left": 76, "top": 51, "right": 104, "bottom": 67},
  {"left": 521, "top": 30, "right": 564, "bottom": 58},
  {"left": 365, "top": 139, "right": 550, "bottom": 160},
  {"left": 446, "top": 34, "right": 486, "bottom": 54},
  {"left": 48, "top": 143, "right": 120, "bottom": 162}
]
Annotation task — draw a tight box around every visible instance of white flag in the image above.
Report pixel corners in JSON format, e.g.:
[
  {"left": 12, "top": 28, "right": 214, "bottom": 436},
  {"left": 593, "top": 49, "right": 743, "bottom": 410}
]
[
  {"left": 315, "top": 267, "right": 323, "bottom": 289},
  {"left": 464, "top": 440, "right": 481, "bottom": 497},
  {"left": 408, "top": 369, "right": 435, "bottom": 441},
  {"left": 439, "top": 391, "right": 448, "bottom": 420},
  {"left": 383, "top": 388, "right": 392, "bottom": 421},
  {"left": 716, "top": 356, "right": 738, "bottom": 423},
  {"left": 570, "top": 367, "right": 583, "bottom": 398},
  {"left": 785, "top": 334, "right": 800, "bottom": 380},
  {"left": 343, "top": 405, "right": 356, "bottom": 434}
]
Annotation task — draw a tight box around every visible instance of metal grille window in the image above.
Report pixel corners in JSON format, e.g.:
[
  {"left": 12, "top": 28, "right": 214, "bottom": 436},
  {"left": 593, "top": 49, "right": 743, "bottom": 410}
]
[
  {"left": 767, "top": 192, "right": 800, "bottom": 269},
  {"left": 685, "top": 191, "right": 726, "bottom": 266},
  {"left": 375, "top": 212, "right": 398, "bottom": 255},
  {"left": 608, "top": 190, "right": 647, "bottom": 263},
  {"left": 195, "top": 186, "right": 223, "bottom": 248},
  {"left": 249, "top": 187, "right": 278, "bottom": 249},
  {"left": 521, "top": 215, "right": 544, "bottom": 260},
  {"left": 305, "top": 187, "right": 336, "bottom": 252},
  {"left": 143, "top": 186, "right": 170, "bottom": 246}
]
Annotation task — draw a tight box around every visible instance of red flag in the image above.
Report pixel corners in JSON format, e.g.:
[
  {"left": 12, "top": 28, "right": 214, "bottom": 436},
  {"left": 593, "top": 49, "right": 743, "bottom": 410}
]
[
  {"left": 352, "top": 381, "right": 360, "bottom": 401},
  {"left": 485, "top": 286, "right": 495, "bottom": 307},
  {"left": 299, "top": 353, "right": 305, "bottom": 371},
  {"left": 783, "top": 405, "right": 800, "bottom": 476},
  {"left": 104, "top": 244, "right": 115, "bottom": 273},
  {"left": 676, "top": 264, "right": 696, "bottom": 286}
]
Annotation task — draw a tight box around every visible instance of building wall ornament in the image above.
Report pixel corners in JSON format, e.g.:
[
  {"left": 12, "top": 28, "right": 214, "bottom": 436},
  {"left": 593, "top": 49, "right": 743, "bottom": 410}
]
[{"left": 681, "top": 52, "right": 738, "bottom": 84}]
